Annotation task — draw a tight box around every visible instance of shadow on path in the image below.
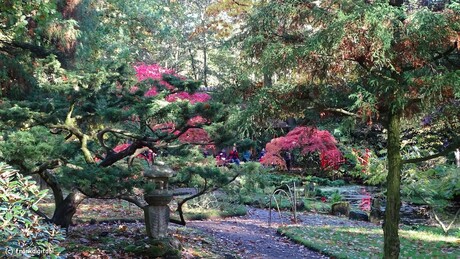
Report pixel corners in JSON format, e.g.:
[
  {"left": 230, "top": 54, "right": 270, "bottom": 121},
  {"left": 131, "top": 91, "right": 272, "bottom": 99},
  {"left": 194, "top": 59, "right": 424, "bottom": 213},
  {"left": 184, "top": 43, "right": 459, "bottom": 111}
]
[{"left": 187, "top": 208, "right": 329, "bottom": 259}]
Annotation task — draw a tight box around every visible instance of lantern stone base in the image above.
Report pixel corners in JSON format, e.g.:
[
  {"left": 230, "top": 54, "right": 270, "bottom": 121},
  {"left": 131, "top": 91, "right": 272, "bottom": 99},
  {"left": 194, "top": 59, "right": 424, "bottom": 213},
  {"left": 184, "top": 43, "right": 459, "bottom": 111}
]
[{"left": 144, "top": 205, "right": 170, "bottom": 239}]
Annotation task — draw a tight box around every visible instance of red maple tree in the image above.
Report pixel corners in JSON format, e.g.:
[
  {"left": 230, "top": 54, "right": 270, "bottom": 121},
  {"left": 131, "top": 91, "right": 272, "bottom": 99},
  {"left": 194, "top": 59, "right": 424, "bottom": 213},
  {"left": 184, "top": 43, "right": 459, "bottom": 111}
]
[
  {"left": 260, "top": 126, "right": 343, "bottom": 170},
  {"left": 114, "top": 64, "right": 213, "bottom": 159}
]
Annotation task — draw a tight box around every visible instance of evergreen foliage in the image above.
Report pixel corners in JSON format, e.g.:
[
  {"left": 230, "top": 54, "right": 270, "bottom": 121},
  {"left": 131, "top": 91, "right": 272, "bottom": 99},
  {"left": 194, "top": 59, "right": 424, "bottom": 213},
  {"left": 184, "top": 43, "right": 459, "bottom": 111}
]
[{"left": 0, "top": 163, "right": 65, "bottom": 257}]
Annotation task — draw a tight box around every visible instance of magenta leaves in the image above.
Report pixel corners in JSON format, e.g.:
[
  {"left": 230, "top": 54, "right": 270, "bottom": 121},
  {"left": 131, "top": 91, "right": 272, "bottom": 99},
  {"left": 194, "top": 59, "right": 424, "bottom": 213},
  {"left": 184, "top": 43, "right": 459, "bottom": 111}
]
[
  {"left": 113, "top": 63, "right": 213, "bottom": 160},
  {"left": 261, "top": 126, "right": 343, "bottom": 170}
]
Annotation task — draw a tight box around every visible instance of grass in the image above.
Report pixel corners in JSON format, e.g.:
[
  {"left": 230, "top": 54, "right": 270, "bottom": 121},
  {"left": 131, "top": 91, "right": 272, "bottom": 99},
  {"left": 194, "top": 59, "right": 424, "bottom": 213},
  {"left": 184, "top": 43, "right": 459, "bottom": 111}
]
[
  {"left": 278, "top": 225, "right": 460, "bottom": 259},
  {"left": 39, "top": 195, "right": 247, "bottom": 224},
  {"left": 237, "top": 192, "right": 331, "bottom": 214},
  {"left": 179, "top": 204, "right": 247, "bottom": 220}
]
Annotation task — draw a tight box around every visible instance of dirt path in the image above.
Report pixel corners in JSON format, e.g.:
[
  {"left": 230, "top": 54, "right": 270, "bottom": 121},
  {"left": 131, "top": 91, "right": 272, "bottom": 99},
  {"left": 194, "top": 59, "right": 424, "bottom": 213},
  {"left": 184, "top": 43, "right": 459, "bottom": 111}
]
[{"left": 185, "top": 208, "right": 332, "bottom": 259}]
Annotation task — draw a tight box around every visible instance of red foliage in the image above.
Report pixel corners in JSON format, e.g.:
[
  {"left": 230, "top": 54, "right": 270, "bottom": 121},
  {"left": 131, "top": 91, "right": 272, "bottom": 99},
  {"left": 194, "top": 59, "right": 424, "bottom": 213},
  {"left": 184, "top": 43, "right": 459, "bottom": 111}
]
[
  {"left": 178, "top": 128, "right": 211, "bottom": 144},
  {"left": 359, "top": 189, "right": 371, "bottom": 211},
  {"left": 352, "top": 148, "right": 371, "bottom": 172},
  {"left": 133, "top": 63, "right": 212, "bottom": 102},
  {"left": 260, "top": 126, "right": 343, "bottom": 170},
  {"left": 360, "top": 196, "right": 371, "bottom": 211},
  {"left": 115, "top": 64, "right": 215, "bottom": 156},
  {"left": 133, "top": 64, "right": 179, "bottom": 97},
  {"left": 134, "top": 64, "right": 176, "bottom": 87},
  {"left": 166, "top": 92, "right": 211, "bottom": 104},
  {"left": 150, "top": 121, "right": 211, "bottom": 145},
  {"left": 113, "top": 143, "right": 154, "bottom": 162},
  {"left": 187, "top": 116, "right": 208, "bottom": 126}
]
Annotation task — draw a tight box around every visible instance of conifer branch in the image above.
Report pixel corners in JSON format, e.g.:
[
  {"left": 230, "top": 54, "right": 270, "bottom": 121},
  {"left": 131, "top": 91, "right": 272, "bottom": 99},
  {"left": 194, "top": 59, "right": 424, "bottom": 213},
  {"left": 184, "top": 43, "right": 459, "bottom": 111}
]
[{"left": 403, "top": 139, "right": 460, "bottom": 164}]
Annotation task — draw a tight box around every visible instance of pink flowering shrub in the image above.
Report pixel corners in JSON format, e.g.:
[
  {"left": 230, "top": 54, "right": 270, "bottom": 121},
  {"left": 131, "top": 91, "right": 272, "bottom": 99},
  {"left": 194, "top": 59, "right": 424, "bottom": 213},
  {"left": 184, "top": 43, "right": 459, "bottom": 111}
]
[{"left": 261, "top": 126, "right": 343, "bottom": 170}]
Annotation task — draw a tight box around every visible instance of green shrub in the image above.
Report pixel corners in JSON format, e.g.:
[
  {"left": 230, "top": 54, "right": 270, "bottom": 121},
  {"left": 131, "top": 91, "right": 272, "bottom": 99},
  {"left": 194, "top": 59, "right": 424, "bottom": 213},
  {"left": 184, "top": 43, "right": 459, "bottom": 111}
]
[
  {"left": 0, "top": 163, "right": 65, "bottom": 258},
  {"left": 314, "top": 188, "right": 324, "bottom": 197},
  {"left": 305, "top": 176, "right": 331, "bottom": 186},
  {"left": 305, "top": 176, "right": 345, "bottom": 187},
  {"left": 330, "top": 179, "right": 346, "bottom": 187},
  {"left": 331, "top": 190, "right": 342, "bottom": 203},
  {"left": 303, "top": 199, "right": 331, "bottom": 213}
]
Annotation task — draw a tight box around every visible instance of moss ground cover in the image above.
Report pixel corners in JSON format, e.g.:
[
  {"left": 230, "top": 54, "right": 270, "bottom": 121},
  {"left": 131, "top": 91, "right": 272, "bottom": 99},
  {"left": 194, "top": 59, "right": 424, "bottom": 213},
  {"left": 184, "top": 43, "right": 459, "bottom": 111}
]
[{"left": 278, "top": 225, "right": 460, "bottom": 259}]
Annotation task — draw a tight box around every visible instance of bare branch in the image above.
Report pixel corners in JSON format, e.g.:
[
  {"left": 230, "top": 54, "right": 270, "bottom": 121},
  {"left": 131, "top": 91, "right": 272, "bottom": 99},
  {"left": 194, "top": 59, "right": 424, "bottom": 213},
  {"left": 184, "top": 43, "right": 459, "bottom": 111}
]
[
  {"left": 173, "top": 171, "right": 241, "bottom": 226},
  {"left": 232, "top": 0, "right": 249, "bottom": 6},
  {"left": 118, "top": 196, "right": 146, "bottom": 209},
  {"left": 324, "top": 108, "right": 361, "bottom": 117},
  {"left": 98, "top": 140, "right": 145, "bottom": 167},
  {"left": 30, "top": 207, "right": 51, "bottom": 222},
  {"left": 0, "top": 40, "right": 70, "bottom": 68},
  {"left": 96, "top": 128, "right": 148, "bottom": 152},
  {"left": 36, "top": 165, "right": 64, "bottom": 207},
  {"left": 403, "top": 140, "right": 460, "bottom": 164},
  {"left": 30, "top": 160, "right": 61, "bottom": 175},
  {"left": 51, "top": 112, "right": 94, "bottom": 164}
]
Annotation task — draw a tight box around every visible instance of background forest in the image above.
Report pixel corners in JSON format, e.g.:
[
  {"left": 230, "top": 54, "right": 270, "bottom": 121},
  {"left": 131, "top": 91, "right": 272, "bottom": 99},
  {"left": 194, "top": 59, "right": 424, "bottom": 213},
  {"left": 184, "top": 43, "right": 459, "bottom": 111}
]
[{"left": 1, "top": 0, "right": 459, "bottom": 258}]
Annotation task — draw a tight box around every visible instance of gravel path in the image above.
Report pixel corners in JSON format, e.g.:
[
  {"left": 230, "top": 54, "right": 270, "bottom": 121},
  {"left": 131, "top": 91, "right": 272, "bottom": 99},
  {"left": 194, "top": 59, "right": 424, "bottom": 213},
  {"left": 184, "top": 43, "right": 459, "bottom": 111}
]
[{"left": 185, "top": 207, "right": 378, "bottom": 259}]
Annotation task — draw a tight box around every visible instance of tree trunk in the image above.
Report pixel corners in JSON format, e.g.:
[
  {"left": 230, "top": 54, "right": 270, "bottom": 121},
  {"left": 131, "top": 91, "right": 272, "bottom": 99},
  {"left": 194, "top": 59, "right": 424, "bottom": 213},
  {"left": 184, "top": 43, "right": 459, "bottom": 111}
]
[
  {"left": 51, "top": 192, "right": 85, "bottom": 230},
  {"left": 263, "top": 72, "right": 272, "bottom": 87},
  {"left": 201, "top": 12, "right": 208, "bottom": 88},
  {"left": 383, "top": 109, "right": 402, "bottom": 258},
  {"left": 188, "top": 48, "right": 198, "bottom": 81},
  {"left": 38, "top": 169, "right": 64, "bottom": 207},
  {"left": 454, "top": 148, "right": 460, "bottom": 167},
  {"left": 203, "top": 36, "right": 208, "bottom": 88},
  {"left": 389, "top": 0, "right": 404, "bottom": 6}
]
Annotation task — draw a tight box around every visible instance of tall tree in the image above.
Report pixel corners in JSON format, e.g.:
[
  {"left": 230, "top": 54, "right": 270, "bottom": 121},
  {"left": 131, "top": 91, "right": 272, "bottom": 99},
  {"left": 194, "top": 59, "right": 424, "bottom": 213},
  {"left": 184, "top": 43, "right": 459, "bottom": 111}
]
[{"left": 0, "top": 0, "right": 233, "bottom": 229}]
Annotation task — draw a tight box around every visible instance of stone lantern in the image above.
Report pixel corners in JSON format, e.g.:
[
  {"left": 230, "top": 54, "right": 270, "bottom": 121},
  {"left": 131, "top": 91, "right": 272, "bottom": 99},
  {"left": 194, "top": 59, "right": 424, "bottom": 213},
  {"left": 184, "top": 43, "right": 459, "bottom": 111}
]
[{"left": 143, "top": 162, "right": 175, "bottom": 239}]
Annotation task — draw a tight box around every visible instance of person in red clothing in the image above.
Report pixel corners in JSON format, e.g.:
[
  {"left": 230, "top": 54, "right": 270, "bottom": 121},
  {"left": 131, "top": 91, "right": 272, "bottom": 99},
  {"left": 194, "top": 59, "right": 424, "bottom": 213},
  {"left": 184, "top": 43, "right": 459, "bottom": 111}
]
[
  {"left": 216, "top": 149, "right": 227, "bottom": 166},
  {"left": 228, "top": 146, "right": 240, "bottom": 165}
]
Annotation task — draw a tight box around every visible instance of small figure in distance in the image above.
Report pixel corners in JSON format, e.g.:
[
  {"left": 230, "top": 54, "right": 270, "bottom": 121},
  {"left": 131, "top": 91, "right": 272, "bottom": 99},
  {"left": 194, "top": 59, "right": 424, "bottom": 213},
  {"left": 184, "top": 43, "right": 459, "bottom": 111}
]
[
  {"left": 258, "top": 148, "right": 266, "bottom": 162},
  {"left": 228, "top": 146, "right": 240, "bottom": 166},
  {"left": 242, "top": 149, "right": 251, "bottom": 162},
  {"left": 216, "top": 149, "right": 227, "bottom": 166},
  {"left": 284, "top": 151, "right": 292, "bottom": 172}
]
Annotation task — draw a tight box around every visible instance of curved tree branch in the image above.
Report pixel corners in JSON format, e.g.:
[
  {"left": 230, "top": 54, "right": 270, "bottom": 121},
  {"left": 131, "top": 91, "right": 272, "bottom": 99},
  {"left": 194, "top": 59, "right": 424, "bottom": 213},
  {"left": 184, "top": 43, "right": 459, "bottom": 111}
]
[
  {"left": 30, "top": 160, "right": 64, "bottom": 207},
  {"left": 403, "top": 140, "right": 460, "bottom": 164},
  {"left": 173, "top": 171, "right": 241, "bottom": 226},
  {"left": 98, "top": 143, "right": 139, "bottom": 167},
  {"left": 96, "top": 128, "right": 153, "bottom": 152},
  {"left": 324, "top": 108, "right": 361, "bottom": 117},
  {"left": 0, "top": 40, "right": 70, "bottom": 68}
]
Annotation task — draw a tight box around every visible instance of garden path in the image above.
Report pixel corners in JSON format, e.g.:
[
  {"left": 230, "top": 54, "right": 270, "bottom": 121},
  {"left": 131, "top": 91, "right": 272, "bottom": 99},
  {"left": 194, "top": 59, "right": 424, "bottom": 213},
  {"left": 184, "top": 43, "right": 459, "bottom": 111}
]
[{"left": 185, "top": 207, "right": 376, "bottom": 258}]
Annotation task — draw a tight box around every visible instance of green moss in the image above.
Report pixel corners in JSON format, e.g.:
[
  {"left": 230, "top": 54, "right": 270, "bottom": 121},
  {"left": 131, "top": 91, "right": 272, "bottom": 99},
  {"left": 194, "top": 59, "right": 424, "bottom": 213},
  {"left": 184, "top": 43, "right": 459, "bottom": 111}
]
[
  {"left": 182, "top": 205, "right": 247, "bottom": 220},
  {"left": 124, "top": 238, "right": 181, "bottom": 258}
]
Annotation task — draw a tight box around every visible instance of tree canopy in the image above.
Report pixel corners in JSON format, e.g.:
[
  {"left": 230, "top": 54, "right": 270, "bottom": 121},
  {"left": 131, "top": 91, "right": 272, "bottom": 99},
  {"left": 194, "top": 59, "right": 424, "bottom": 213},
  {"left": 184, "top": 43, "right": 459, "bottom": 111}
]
[{"left": 1, "top": 0, "right": 460, "bottom": 258}]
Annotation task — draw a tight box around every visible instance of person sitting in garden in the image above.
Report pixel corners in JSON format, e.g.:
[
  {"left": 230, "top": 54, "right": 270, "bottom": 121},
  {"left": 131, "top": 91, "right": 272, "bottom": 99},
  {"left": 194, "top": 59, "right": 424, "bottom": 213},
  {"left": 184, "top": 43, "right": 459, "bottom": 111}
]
[
  {"left": 242, "top": 149, "right": 251, "bottom": 162},
  {"left": 258, "top": 148, "right": 266, "bottom": 161},
  {"left": 215, "top": 149, "right": 227, "bottom": 166},
  {"left": 228, "top": 146, "right": 240, "bottom": 165}
]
